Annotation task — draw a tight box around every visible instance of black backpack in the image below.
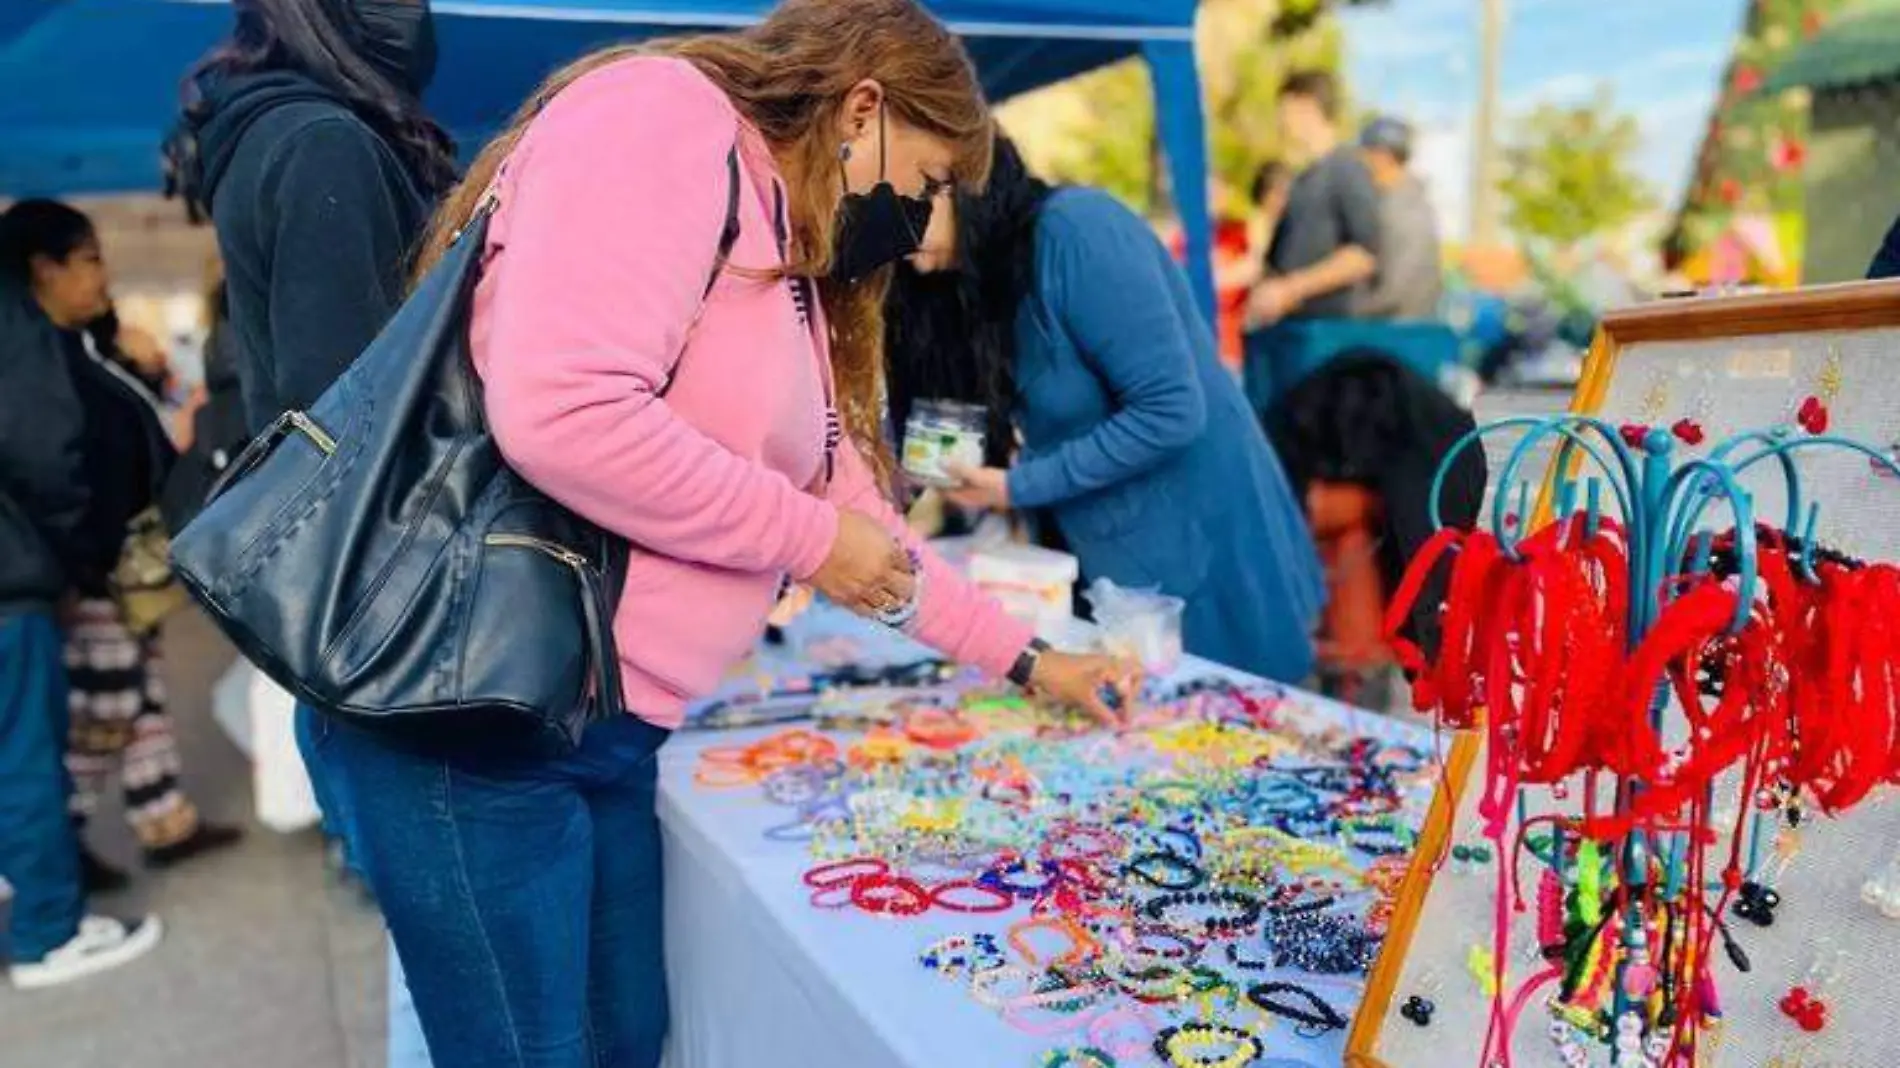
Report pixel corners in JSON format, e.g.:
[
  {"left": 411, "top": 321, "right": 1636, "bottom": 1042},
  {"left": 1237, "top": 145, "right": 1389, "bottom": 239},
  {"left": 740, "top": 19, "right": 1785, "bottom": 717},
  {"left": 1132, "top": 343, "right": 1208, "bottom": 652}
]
[{"left": 172, "top": 148, "right": 741, "bottom": 747}]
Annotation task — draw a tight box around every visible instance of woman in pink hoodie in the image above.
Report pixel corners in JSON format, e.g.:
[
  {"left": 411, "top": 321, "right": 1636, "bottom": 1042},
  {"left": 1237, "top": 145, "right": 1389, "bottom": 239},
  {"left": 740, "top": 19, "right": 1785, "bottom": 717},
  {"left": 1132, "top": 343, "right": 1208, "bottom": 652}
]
[{"left": 313, "top": 3, "right": 1131, "bottom": 1065}]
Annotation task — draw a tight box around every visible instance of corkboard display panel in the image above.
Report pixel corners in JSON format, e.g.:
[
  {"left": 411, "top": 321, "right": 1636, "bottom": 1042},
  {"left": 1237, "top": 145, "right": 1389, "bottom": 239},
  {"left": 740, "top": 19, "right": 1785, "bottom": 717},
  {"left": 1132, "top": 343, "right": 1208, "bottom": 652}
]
[{"left": 1346, "top": 281, "right": 1900, "bottom": 1068}]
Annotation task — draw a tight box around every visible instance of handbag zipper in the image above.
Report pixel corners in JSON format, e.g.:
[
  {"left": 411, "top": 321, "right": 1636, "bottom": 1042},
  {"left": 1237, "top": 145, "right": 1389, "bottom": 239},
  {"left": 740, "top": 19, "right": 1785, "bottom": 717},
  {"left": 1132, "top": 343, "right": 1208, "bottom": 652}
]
[
  {"left": 484, "top": 533, "right": 591, "bottom": 569},
  {"left": 483, "top": 532, "right": 625, "bottom": 721},
  {"left": 288, "top": 411, "right": 338, "bottom": 455}
]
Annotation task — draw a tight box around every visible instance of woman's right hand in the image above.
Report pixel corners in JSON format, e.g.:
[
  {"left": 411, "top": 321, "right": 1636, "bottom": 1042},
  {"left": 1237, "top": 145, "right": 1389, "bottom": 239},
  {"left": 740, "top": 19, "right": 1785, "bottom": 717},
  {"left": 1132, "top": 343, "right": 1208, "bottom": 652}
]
[{"left": 809, "top": 510, "right": 916, "bottom": 618}]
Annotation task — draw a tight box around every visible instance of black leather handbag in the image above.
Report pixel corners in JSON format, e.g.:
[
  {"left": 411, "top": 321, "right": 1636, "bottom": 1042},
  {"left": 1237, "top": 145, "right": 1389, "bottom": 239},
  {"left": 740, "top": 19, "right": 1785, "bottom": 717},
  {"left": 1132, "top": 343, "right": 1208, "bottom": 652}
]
[{"left": 172, "top": 148, "right": 741, "bottom": 746}]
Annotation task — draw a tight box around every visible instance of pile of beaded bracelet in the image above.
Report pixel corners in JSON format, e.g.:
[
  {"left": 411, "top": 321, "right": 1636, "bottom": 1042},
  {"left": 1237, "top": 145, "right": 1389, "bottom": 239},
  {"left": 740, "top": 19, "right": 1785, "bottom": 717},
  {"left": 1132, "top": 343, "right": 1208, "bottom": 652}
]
[
  {"left": 1265, "top": 910, "right": 1381, "bottom": 975},
  {"left": 1153, "top": 1022, "right": 1263, "bottom": 1068},
  {"left": 919, "top": 933, "right": 1006, "bottom": 977},
  {"left": 1140, "top": 889, "right": 1263, "bottom": 940}
]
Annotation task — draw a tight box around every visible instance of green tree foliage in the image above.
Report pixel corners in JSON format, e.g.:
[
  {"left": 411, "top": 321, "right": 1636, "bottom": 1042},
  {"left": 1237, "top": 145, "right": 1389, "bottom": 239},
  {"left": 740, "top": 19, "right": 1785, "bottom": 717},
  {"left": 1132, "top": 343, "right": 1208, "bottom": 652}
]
[
  {"left": 1498, "top": 91, "right": 1655, "bottom": 250},
  {"left": 1039, "top": 0, "right": 1384, "bottom": 217}
]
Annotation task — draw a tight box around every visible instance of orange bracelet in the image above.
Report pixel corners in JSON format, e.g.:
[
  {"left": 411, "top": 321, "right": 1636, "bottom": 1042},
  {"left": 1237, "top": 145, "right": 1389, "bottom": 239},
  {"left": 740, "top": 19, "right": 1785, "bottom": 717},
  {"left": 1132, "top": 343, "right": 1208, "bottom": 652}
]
[{"left": 1008, "top": 915, "right": 1102, "bottom": 970}]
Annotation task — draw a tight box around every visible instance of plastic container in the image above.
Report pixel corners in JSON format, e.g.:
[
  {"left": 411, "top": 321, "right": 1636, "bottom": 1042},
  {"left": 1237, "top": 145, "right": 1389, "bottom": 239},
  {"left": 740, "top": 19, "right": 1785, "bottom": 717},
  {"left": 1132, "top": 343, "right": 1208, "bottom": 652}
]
[
  {"left": 968, "top": 543, "right": 1079, "bottom": 634},
  {"left": 1086, "top": 579, "right": 1186, "bottom": 675},
  {"left": 901, "top": 400, "right": 988, "bottom": 488}
]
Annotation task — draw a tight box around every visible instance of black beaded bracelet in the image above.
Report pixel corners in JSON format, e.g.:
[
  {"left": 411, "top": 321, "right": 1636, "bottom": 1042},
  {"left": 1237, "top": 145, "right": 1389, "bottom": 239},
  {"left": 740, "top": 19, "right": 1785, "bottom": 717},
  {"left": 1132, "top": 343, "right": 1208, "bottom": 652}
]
[
  {"left": 1141, "top": 889, "right": 1263, "bottom": 938},
  {"left": 1247, "top": 980, "right": 1349, "bottom": 1034},
  {"left": 1224, "top": 939, "right": 1273, "bottom": 972}
]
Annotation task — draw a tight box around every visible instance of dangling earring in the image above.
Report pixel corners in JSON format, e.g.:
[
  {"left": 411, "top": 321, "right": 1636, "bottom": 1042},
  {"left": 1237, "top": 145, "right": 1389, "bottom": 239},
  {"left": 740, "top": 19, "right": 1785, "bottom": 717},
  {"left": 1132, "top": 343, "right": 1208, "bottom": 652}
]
[{"left": 840, "top": 142, "right": 853, "bottom": 162}]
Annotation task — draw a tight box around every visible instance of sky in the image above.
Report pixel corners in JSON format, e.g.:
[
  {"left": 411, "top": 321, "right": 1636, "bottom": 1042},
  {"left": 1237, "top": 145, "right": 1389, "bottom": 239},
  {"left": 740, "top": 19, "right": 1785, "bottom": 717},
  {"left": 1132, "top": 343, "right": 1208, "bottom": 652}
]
[{"left": 1341, "top": 0, "right": 1749, "bottom": 241}]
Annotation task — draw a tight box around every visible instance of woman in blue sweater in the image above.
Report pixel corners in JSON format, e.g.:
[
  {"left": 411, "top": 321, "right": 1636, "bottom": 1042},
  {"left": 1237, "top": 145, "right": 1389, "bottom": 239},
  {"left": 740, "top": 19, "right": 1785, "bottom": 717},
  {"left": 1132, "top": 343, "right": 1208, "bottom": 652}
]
[{"left": 887, "top": 137, "right": 1325, "bottom": 682}]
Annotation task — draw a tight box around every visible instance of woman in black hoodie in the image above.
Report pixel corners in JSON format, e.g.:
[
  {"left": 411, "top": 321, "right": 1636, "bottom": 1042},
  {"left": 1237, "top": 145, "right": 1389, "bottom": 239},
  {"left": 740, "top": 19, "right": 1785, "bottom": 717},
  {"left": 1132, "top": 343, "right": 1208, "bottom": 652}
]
[
  {"left": 167, "top": 0, "right": 456, "bottom": 883},
  {"left": 0, "top": 200, "right": 243, "bottom": 887},
  {"left": 169, "top": 0, "right": 456, "bottom": 432}
]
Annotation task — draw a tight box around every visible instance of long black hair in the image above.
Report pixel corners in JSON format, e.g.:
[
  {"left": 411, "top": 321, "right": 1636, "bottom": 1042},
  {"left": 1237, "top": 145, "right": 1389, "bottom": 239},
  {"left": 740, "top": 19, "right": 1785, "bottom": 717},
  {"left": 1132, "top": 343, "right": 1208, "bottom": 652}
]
[
  {"left": 178, "top": 0, "right": 457, "bottom": 197},
  {"left": 885, "top": 134, "right": 1053, "bottom": 466},
  {"left": 0, "top": 199, "right": 97, "bottom": 292}
]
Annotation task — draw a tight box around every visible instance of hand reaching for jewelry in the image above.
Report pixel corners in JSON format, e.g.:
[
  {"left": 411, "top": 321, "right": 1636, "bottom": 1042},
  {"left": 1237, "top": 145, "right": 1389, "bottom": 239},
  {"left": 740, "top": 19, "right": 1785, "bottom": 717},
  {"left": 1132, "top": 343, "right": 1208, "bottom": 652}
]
[{"left": 1030, "top": 651, "right": 1142, "bottom": 728}]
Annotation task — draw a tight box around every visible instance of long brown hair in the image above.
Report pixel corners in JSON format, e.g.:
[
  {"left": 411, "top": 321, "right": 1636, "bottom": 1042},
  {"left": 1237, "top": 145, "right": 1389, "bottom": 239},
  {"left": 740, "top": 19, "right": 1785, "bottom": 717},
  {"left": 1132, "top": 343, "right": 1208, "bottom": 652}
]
[{"left": 415, "top": 0, "right": 993, "bottom": 468}]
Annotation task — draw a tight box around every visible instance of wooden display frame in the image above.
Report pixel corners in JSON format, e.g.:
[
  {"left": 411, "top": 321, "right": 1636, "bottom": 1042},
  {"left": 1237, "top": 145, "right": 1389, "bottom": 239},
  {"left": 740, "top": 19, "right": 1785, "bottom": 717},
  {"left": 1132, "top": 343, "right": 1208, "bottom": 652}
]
[{"left": 1343, "top": 279, "right": 1900, "bottom": 1067}]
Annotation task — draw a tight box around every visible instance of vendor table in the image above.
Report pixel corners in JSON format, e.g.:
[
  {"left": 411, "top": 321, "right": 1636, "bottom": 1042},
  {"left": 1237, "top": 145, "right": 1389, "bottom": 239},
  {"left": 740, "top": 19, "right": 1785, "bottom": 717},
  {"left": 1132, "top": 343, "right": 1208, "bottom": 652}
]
[
  {"left": 654, "top": 608, "right": 1438, "bottom": 1068},
  {"left": 388, "top": 606, "right": 1438, "bottom": 1068}
]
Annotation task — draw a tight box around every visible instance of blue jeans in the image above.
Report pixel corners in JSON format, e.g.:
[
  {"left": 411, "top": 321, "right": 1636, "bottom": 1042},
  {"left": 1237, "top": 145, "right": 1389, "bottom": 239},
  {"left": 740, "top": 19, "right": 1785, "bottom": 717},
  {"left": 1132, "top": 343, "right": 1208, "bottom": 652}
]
[
  {"left": 316, "top": 713, "right": 671, "bottom": 1068},
  {"left": 295, "top": 701, "right": 358, "bottom": 868},
  {"left": 0, "top": 612, "right": 83, "bottom": 962}
]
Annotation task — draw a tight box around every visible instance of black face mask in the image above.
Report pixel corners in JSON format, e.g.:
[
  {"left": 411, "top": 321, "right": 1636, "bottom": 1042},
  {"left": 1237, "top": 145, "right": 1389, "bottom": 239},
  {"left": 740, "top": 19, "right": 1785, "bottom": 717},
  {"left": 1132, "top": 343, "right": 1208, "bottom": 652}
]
[
  {"left": 351, "top": 0, "right": 438, "bottom": 97},
  {"left": 831, "top": 108, "right": 935, "bottom": 285}
]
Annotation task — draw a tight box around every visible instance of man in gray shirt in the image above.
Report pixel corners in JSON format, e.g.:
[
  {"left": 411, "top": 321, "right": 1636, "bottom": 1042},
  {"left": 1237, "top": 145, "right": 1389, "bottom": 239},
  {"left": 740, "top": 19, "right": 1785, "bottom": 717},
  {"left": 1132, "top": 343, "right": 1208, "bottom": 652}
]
[
  {"left": 1356, "top": 116, "right": 1445, "bottom": 320},
  {"left": 1247, "top": 70, "right": 1383, "bottom": 326}
]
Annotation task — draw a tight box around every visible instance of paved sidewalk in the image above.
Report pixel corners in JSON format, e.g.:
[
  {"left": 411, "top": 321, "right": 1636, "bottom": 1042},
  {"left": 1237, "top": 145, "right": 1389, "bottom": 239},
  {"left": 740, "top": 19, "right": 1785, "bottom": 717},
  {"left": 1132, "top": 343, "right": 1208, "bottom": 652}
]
[{"left": 0, "top": 610, "right": 386, "bottom": 1068}]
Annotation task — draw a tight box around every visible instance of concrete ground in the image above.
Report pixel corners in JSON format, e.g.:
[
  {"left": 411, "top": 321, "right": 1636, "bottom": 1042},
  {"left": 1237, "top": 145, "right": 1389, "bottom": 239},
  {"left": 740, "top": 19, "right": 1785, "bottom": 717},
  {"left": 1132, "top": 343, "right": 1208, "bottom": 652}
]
[
  {"left": 0, "top": 608, "right": 387, "bottom": 1068},
  {"left": 0, "top": 387, "right": 1571, "bottom": 1068}
]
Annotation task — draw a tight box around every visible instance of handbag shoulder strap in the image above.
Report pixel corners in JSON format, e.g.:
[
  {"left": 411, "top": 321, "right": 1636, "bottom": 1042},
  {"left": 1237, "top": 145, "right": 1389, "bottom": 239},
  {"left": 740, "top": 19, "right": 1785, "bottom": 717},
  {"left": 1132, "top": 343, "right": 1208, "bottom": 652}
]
[{"left": 662, "top": 142, "right": 742, "bottom": 398}]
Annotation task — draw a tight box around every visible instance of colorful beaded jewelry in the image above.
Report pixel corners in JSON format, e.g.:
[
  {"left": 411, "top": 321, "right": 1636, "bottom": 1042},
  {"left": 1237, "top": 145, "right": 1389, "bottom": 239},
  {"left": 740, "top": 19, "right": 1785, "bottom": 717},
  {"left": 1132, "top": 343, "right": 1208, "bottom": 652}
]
[
  {"left": 918, "top": 933, "right": 1006, "bottom": 977},
  {"left": 1246, "top": 981, "right": 1348, "bottom": 1037},
  {"left": 1152, "top": 1022, "right": 1263, "bottom": 1068},
  {"left": 1125, "top": 851, "right": 1205, "bottom": 891},
  {"left": 1140, "top": 889, "right": 1263, "bottom": 939}
]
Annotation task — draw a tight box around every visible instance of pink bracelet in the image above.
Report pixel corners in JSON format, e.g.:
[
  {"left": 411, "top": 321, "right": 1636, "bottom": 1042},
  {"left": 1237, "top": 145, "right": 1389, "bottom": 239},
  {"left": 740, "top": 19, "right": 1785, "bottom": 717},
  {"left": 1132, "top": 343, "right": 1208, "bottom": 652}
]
[{"left": 1086, "top": 1002, "right": 1156, "bottom": 1058}]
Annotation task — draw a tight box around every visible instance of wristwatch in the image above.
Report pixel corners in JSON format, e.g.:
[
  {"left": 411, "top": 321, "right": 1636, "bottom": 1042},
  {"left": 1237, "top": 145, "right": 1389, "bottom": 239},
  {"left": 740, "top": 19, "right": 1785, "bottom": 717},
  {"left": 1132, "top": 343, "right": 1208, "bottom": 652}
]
[{"left": 1008, "top": 638, "right": 1051, "bottom": 689}]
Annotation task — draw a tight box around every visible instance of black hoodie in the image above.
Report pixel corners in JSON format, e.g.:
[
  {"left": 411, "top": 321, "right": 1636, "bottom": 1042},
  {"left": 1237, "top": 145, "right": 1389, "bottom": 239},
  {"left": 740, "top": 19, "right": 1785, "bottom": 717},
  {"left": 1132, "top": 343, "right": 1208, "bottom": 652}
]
[{"left": 181, "top": 71, "right": 433, "bottom": 433}]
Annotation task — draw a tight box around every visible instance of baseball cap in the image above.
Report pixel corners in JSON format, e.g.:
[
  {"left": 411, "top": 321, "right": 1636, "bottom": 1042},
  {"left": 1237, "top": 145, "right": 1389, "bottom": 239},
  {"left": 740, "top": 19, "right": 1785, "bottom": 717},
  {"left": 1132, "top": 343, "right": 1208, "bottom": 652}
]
[{"left": 1360, "top": 116, "right": 1414, "bottom": 163}]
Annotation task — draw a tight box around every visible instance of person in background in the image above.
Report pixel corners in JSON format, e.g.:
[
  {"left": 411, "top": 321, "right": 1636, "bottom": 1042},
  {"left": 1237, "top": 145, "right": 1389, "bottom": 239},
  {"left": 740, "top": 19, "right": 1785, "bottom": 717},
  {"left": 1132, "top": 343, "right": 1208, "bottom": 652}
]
[
  {"left": 1244, "top": 70, "right": 1382, "bottom": 329},
  {"left": 159, "top": 272, "right": 251, "bottom": 533},
  {"left": 0, "top": 203, "right": 164, "bottom": 990},
  {"left": 1205, "top": 164, "right": 1290, "bottom": 369},
  {"left": 1355, "top": 116, "right": 1443, "bottom": 322},
  {"left": 1270, "top": 351, "right": 1484, "bottom": 706},
  {"left": 304, "top": 3, "right": 1133, "bottom": 1064},
  {"left": 2, "top": 200, "right": 245, "bottom": 893},
  {"left": 1218, "top": 161, "right": 1292, "bottom": 296},
  {"left": 87, "top": 310, "right": 175, "bottom": 402},
  {"left": 169, "top": 0, "right": 459, "bottom": 887},
  {"left": 890, "top": 136, "right": 1326, "bottom": 683}
]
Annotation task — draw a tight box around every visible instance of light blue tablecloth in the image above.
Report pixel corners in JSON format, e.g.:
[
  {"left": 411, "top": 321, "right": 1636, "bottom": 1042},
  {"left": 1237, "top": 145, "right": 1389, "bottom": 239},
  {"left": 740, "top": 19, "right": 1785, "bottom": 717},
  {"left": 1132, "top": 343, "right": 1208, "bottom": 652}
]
[{"left": 392, "top": 608, "right": 1437, "bottom": 1068}]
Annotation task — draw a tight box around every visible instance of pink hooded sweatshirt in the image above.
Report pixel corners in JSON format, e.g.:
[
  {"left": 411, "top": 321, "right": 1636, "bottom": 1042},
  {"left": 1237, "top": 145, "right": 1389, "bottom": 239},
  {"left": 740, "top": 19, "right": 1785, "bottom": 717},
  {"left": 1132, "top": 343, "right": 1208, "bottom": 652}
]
[{"left": 469, "top": 56, "right": 1033, "bottom": 727}]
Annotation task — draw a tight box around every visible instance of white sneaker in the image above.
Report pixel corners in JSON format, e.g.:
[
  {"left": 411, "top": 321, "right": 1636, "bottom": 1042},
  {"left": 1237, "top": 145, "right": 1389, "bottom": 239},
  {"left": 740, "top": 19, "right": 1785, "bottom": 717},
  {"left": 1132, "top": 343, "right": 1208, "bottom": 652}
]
[{"left": 8, "top": 914, "right": 163, "bottom": 989}]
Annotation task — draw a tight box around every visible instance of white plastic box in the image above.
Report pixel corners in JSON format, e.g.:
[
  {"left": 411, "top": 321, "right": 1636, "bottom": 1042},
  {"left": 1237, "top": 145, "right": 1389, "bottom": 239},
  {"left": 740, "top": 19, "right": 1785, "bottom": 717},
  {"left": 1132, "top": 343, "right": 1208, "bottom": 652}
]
[{"left": 968, "top": 543, "right": 1080, "bottom": 635}]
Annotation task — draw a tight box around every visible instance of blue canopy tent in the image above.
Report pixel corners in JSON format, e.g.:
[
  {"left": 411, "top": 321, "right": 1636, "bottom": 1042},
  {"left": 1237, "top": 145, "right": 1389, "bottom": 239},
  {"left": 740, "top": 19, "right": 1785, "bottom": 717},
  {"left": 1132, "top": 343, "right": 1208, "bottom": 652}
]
[{"left": 0, "top": 0, "right": 1215, "bottom": 316}]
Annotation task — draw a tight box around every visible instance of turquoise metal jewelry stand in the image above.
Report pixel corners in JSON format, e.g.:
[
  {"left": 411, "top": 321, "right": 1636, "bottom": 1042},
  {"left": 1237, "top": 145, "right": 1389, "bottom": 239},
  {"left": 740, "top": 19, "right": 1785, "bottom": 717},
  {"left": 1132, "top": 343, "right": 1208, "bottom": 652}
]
[{"left": 1422, "top": 414, "right": 1900, "bottom": 1067}]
